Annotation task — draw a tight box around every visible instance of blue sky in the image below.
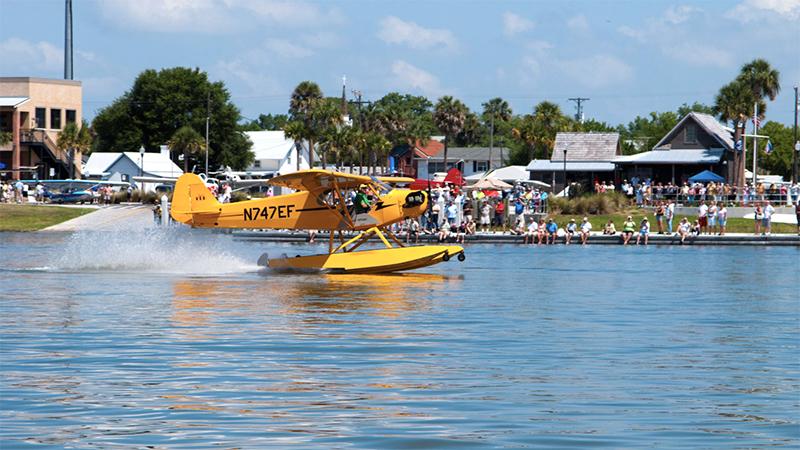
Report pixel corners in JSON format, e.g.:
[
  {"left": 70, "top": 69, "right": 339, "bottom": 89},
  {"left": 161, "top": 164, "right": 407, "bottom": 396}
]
[{"left": 1, "top": 0, "right": 798, "bottom": 127}]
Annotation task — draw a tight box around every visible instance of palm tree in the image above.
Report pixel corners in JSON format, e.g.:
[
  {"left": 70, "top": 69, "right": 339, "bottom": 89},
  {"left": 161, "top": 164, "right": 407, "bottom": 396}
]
[
  {"left": 289, "top": 81, "right": 323, "bottom": 169},
  {"left": 714, "top": 80, "right": 764, "bottom": 187},
  {"left": 482, "top": 97, "right": 512, "bottom": 167},
  {"left": 168, "top": 126, "right": 206, "bottom": 173},
  {"left": 532, "top": 101, "right": 568, "bottom": 159},
  {"left": 57, "top": 120, "right": 92, "bottom": 178},
  {"left": 738, "top": 59, "right": 781, "bottom": 108},
  {"left": 433, "top": 96, "right": 467, "bottom": 169},
  {"left": 283, "top": 120, "right": 308, "bottom": 171},
  {"left": 511, "top": 114, "right": 538, "bottom": 161}
]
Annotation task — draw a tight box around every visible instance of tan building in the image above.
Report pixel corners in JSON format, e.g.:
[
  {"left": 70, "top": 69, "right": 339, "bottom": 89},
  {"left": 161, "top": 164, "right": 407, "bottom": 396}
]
[{"left": 0, "top": 77, "right": 83, "bottom": 180}]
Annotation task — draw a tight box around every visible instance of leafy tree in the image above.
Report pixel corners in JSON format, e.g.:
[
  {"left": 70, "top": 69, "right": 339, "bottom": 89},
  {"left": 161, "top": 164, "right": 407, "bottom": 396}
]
[
  {"left": 433, "top": 96, "right": 468, "bottom": 168},
  {"left": 241, "top": 113, "right": 289, "bottom": 131},
  {"left": 168, "top": 126, "right": 206, "bottom": 172},
  {"left": 0, "top": 131, "right": 12, "bottom": 146},
  {"left": 369, "top": 92, "right": 434, "bottom": 148},
  {"left": 750, "top": 121, "right": 793, "bottom": 178},
  {"left": 482, "top": 97, "right": 512, "bottom": 165},
  {"left": 91, "top": 67, "right": 252, "bottom": 171},
  {"left": 572, "top": 118, "right": 616, "bottom": 133},
  {"left": 677, "top": 102, "right": 714, "bottom": 119},
  {"left": 57, "top": 120, "right": 92, "bottom": 178},
  {"left": 618, "top": 111, "right": 680, "bottom": 155}
]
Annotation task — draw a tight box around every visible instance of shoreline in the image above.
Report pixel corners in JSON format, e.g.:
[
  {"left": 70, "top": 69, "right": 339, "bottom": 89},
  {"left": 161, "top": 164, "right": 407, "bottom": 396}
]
[{"left": 231, "top": 230, "right": 800, "bottom": 246}]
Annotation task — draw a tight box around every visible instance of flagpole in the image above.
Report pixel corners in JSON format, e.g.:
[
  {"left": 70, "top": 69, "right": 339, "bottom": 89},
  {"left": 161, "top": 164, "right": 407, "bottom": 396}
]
[{"left": 752, "top": 102, "right": 758, "bottom": 192}]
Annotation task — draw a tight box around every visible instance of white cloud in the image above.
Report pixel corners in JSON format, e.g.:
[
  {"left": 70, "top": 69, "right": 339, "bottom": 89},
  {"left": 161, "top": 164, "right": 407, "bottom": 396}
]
[
  {"left": 663, "top": 43, "right": 734, "bottom": 68},
  {"left": 97, "top": 0, "right": 344, "bottom": 33},
  {"left": 377, "top": 17, "right": 458, "bottom": 51},
  {"left": 555, "top": 54, "right": 634, "bottom": 88},
  {"left": 617, "top": 25, "right": 647, "bottom": 42},
  {"left": 503, "top": 12, "right": 535, "bottom": 36},
  {"left": 664, "top": 5, "right": 701, "bottom": 25},
  {"left": 97, "top": 0, "right": 234, "bottom": 33},
  {"left": 390, "top": 60, "right": 445, "bottom": 97},
  {"left": 566, "top": 15, "right": 590, "bottom": 32},
  {"left": 263, "top": 39, "right": 313, "bottom": 58},
  {"left": 727, "top": 0, "right": 800, "bottom": 21},
  {"left": 231, "top": 0, "right": 345, "bottom": 26},
  {"left": 0, "top": 38, "right": 62, "bottom": 74},
  {"left": 213, "top": 58, "right": 282, "bottom": 96}
]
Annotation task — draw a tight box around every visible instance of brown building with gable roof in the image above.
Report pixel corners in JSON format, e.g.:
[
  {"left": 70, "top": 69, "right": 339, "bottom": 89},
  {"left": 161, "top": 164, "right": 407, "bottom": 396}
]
[{"left": 0, "top": 77, "right": 82, "bottom": 180}]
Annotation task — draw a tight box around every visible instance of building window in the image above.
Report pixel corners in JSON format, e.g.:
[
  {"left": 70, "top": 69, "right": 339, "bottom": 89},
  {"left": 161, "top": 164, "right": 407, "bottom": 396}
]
[
  {"left": 66, "top": 110, "right": 76, "bottom": 125},
  {"left": 35, "top": 108, "right": 46, "bottom": 129},
  {"left": 254, "top": 160, "right": 261, "bottom": 168},
  {"left": 475, "top": 161, "right": 489, "bottom": 172},
  {"left": 685, "top": 124, "right": 697, "bottom": 144},
  {"left": 50, "top": 108, "right": 62, "bottom": 130}
]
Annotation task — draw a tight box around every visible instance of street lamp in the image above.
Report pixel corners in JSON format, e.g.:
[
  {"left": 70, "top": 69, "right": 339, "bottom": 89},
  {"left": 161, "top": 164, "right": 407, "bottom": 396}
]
[
  {"left": 563, "top": 146, "right": 568, "bottom": 196},
  {"left": 139, "top": 145, "right": 144, "bottom": 191}
]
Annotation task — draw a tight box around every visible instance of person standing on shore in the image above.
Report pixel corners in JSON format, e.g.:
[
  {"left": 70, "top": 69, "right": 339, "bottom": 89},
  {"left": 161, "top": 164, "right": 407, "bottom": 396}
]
[
  {"left": 708, "top": 201, "right": 718, "bottom": 235},
  {"left": 479, "top": 201, "right": 491, "bottom": 233},
  {"left": 795, "top": 201, "right": 800, "bottom": 236},
  {"left": 754, "top": 203, "right": 763, "bottom": 235},
  {"left": 698, "top": 200, "right": 708, "bottom": 234},
  {"left": 763, "top": 200, "right": 775, "bottom": 235},
  {"left": 717, "top": 204, "right": 728, "bottom": 235},
  {"left": 665, "top": 199, "right": 675, "bottom": 234},
  {"left": 655, "top": 201, "right": 665, "bottom": 234}
]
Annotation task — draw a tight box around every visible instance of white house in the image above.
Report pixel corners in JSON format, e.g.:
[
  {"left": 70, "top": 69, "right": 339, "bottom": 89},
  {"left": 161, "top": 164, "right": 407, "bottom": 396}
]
[
  {"left": 83, "top": 146, "right": 182, "bottom": 191},
  {"left": 244, "top": 130, "right": 312, "bottom": 176}
]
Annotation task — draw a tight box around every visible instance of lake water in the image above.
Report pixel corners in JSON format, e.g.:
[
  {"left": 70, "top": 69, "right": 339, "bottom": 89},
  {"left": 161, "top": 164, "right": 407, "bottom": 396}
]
[{"left": 1, "top": 230, "right": 798, "bottom": 449}]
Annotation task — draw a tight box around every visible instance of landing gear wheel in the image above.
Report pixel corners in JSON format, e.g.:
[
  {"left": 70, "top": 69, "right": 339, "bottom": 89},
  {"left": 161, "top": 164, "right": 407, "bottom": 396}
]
[
  {"left": 442, "top": 252, "right": 450, "bottom": 262},
  {"left": 457, "top": 252, "right": 466, "bottom": 262}
]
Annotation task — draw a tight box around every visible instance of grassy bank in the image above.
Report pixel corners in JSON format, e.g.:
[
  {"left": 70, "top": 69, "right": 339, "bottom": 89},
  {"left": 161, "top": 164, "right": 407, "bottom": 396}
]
[{"left": 0, "top": 204, "right": 95, "bottom": 231}]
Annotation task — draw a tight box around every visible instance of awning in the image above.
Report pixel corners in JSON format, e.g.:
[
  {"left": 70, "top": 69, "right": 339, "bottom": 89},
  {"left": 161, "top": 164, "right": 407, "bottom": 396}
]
[
  {"left": 615, "top": 149, "right": 724, "bottom": 165},
  {"left": 525, "top": 160, "right": 615, "bottom": 172},
  {"left": 0, "top": 97, "right": 30, "bottom": 108}
]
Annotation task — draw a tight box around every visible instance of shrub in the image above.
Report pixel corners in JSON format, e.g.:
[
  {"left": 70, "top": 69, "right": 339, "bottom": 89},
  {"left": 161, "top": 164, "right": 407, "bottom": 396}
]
[{"left": 548, "top": 192, "right": 629, "bottom": 216}]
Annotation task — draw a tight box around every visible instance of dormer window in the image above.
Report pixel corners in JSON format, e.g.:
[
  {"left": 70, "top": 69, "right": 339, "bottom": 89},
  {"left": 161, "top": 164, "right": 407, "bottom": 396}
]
[{"left": 685, "top": 124, "right": 697, "bottom": 144}]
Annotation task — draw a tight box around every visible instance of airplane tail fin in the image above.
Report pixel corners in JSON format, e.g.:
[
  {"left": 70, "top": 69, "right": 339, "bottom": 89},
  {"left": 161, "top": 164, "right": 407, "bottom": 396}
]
[{"left": 170, "top": 173, "right": 222, "bottom": 225}]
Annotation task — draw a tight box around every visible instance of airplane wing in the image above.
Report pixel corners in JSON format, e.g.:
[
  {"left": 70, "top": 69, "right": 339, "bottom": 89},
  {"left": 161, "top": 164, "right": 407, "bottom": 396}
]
[
  {"left": 269, "top": 169, "right": 375, "bottom": 192},
  {"left": 132, "top": 176, "right": 179, "bottom": 185},
  {"left": 376, "top": 176, "right": 415, "bottom": 185},
  {"left": 21, "top": 179, "right": 130, "bottom": 187}
]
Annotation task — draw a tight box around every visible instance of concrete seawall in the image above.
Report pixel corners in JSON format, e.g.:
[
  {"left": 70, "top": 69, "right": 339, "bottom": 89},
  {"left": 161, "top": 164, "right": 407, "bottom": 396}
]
[{"left": 232, "top": 230, "right": 800, "bottom": 246}]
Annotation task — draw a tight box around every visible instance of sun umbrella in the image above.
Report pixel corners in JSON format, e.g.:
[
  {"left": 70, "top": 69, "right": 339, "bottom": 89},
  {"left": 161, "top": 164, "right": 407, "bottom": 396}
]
[{"left": 471, "top": 177, "right": 513, "bottom": 190}]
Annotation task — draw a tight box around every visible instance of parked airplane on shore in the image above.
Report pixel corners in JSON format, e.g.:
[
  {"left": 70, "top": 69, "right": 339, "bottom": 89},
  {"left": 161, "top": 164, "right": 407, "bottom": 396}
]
[
  {"left": 169, "top": 170, "right": 465, "bottom": 274},
  {"left": 19, "top": 179, "right": 130, "bottom": 204}
]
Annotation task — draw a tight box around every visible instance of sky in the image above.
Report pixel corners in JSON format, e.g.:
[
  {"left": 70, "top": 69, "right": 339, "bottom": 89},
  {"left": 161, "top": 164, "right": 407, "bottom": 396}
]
[{"left": 1, "top": 0, "right": 798, "bottom": 128}]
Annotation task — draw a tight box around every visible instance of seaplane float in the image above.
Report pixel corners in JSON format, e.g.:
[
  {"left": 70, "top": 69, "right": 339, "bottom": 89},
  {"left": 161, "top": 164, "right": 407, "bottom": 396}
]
[{"left": 170, "top": 170, "right": 465, "bottom": 274}]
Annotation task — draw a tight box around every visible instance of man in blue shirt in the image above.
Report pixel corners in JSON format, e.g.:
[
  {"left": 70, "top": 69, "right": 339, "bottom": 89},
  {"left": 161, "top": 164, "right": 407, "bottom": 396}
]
[{"left": 545, "top": 218, "right": 558, "bottom": 244}]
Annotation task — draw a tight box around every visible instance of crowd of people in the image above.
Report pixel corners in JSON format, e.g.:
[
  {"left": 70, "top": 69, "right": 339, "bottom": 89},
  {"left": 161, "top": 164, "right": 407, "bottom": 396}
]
[{"left": 614, "top": 177, "right": 800, "bottom": 207}]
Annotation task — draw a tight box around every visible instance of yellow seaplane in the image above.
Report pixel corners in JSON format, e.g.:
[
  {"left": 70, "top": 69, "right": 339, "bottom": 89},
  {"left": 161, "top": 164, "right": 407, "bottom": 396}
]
[{"left": 170, "top": 170, "right": 465, "bottom": 274}]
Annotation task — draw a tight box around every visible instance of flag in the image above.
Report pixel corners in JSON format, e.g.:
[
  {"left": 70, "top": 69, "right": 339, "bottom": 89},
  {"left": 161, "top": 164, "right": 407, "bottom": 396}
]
[
  {"left": 735, "top": 139, "right": 743, "bottom": 152},
  {"left": 752, "top": 116, "right": 761, "bottom": 128},
  {"left": 765, "top": 140, "right": 773, "bottom": 155}
]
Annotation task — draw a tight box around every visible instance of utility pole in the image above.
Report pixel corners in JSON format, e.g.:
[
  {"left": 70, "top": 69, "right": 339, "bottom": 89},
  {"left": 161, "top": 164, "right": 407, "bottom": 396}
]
[
  {"left": 752, "top": 102, "right": 759, "bottom": 188},
  {"left": 64, "top": 0, "right": 73, "bottom": 80},
  {"left": 205, "top": 91, "right": 210, "bottom": 175},
  {"left": 568, "top": 97, "right": 590, "bottom": 124},
  {"left": 793, "top": 85, "right": 798, "bottom": 184},
  {"left": 350, "top": 90, "right": 371, "bottom": 174}
]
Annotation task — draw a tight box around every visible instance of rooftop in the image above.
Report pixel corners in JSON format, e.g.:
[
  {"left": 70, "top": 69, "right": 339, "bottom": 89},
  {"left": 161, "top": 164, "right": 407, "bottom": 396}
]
[{"left": 551, "top": 132, "right": 620, "bottom": 162}]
